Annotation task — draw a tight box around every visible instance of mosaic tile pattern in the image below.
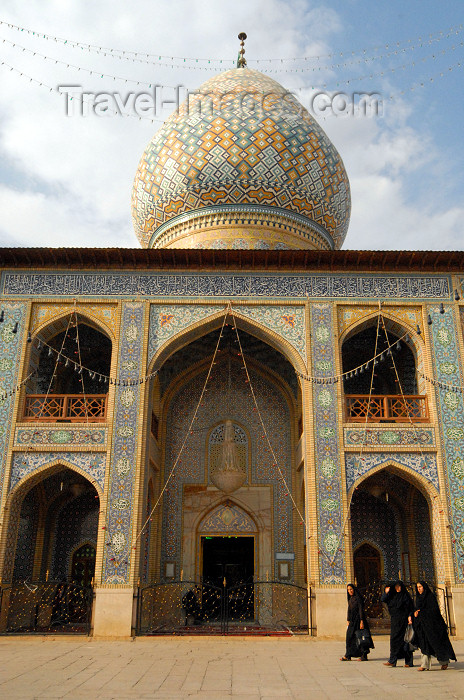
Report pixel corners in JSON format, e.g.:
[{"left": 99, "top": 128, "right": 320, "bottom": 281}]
[
  {"left": 132, "top": 68, "right": 350, "bottom": 249},
  {"left": 2, "top": 272, "right": 450, "bottom": 299},
  {"left": 52, "top": 491, "right": 98, "bottom": 580},
  {"left": 148, "top": 304, "right": 219, "bottom": 365},
  {"left": 30, "top": 303, "right": 118, "bottom": 337},
  {"left": 199, "top": 503, "right": 256, "bottom": 533},
  {"left": 427, "top": 304, "right": 464, "bottom": 581},
  {"left": 338, "top": 305, "right": 423, "bottom": 337},
  {"left": 344, "top": 427, "right": 435, "bottom": 447},
  {"left": 310, "top": 303, "right": 345, "bottom": 583},
  {"left": 351, "top": 491, "right": 401, "bottom": 580},
  {"left": 161, "top": 361, "right": 292, "bottom": 579},
  {"left": 414, "top": 491, "right": 436, "bottom": 581},
  {"left": 235, "top": 305, "right": 306, "bottom": 362},
  {"left": 345, "top": 452, "right": 439, "bottom": 491},
  {"left": 103, "top": 302, "right": 146, "bottom": 584},
  {"left": 0, "top": 303, "right": 27, "bottom": 497},
  {"left": 14, "top": 427, "right": 107, "bottom": 447},
  {"left": 9, "top": 451, "right": 106, "bottom": 491}
]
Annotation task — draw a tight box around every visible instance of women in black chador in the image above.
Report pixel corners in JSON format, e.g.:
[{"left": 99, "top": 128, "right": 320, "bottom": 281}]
[
  {"left": 411, "top": 581, "right": 456, "bottom": 671},
  {"left": 381, "top": 581, "right": 415, "bottom": 667},
  {"left": 340, "top": 583, "right": 374, "bottom": 661}
]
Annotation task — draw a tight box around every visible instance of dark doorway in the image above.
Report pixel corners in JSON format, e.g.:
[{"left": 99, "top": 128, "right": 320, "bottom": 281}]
[
  {"left": 71, "top": 543, "right": 96, "bottom": 587},
  {"left": 202, "top": 536, "right": 254, "bottom": 621},
  {"left": 354, "top": 542, "right": 382, "bottom": 588}
]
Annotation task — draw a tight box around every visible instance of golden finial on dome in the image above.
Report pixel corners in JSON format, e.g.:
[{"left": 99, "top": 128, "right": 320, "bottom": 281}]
[{"left": 237, "top": 32, "right": 247, "bottom": 68}]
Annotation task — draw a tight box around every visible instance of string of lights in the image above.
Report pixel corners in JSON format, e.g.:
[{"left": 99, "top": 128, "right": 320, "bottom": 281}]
[
  {"left": 0, "top": 18, "right": 461, "bottom": 66},
  {"left": 2, "top": 32, "right": 463, "bottom": 82}
]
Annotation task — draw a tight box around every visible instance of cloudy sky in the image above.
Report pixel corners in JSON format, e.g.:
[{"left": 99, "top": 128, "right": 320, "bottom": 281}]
[{"left": 0, "top": 0, "right": 463, "bottom": 250}]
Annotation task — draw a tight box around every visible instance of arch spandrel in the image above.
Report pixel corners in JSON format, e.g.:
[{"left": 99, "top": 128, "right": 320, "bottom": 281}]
[
  {"left": 9, "top": 452, "right": 106, "bottom": 495},
  {"left": 30, "top": 306, "right": 117, "bottom": 342},
  {"left": 345, "top": 454, "right": 439, "bottom": 496},
  {"left": 148, "top": 304, "right": 307, "bottom": 376},
  {"left": 198, "top": 501, "right": 257, "bottom": 534},
  {"left": 338, "top": 306, "right": 424, "bottom": 345}
]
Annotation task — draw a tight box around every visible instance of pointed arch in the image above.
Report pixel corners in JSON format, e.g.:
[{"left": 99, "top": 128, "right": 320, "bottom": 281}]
[{"left": 148, "top": 306, "right": 307, "bottom": 378}]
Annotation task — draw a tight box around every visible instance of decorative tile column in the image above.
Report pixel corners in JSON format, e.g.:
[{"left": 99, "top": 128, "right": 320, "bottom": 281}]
[
  {"left": 428, "top": 303, "right": 464, "bottom": 582},
  {"left": 0, "top": 302, "right": 27, "bottom": 496},
  {"left": 309, "top": 303, "right": 346, "bottom": 583},
  {"left": 103, "top": 302, "right": 147, "bottom": 584}
]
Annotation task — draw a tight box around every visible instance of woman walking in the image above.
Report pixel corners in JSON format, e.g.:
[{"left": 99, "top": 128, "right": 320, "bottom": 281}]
[
  {"left": 381, "top": 581, "right": 415, "bottom": 667},
  {"left": 410, "top": 581, "right": 456, "bottom": 671},
  {"left": 340, "top": 583, "right": 374, "bottom": 661}
]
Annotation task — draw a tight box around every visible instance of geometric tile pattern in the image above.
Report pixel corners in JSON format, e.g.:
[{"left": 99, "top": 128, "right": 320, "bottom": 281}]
[
  {"left": 14, "top": 427, "right": 107, "bottom": 447},
  {"left": 2, "top": 272, "right": 450, "bottom": 299},
  {"left": 103, "top": 302, "right": 146, "bottom": 584},
  {"left": 132, "top": 68, "right": 351, "bottom": 250},
  {"left": 345, "top": 452, "right": 439, "bottom": 491},
  {"left": 427, "top": 303, "right": 464, "bottom": 582},
  {"left": 148, "top": 304, "right": 219, "bottom": 366},
  {"left": 234, "top": 305, "right": 306, "bottom": 362},
  {"left": 0, "top": 302, "right": 27, "bottom": 500},
  {"left": 310, "top": 303, "right": 346, "bottom": 584},
  {"left": 344, "top": 427, "right": 435, "bottom": 447},
  {"left": 9, "top": 451, "right": 106, "bottom": 492}
]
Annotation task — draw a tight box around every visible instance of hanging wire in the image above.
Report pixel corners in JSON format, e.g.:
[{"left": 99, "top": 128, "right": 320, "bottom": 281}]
[
  {"left": 111, "top": 306, "right": 230, "bottom": 566},
  {"left": 0, "top": 18, "right": 461, "bottom": 66}
]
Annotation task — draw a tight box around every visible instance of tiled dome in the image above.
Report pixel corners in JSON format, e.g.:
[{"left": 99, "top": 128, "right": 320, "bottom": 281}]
[{"left": 132, "top": 67, "right": 351, "bottom": 250}]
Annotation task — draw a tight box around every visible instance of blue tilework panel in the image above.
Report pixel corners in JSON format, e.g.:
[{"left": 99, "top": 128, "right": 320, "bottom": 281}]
[
  {"left": 345, "top": 452, "right": 439, "bottom": 491},
  {"left": 351, "top": 491, "right": 401, "bottom": 580},
  {"left": 0, "top": 303, "right": 27, "bottom": 496},
  {"left": 235, "top": 305, "right": 306, "bottom": 362},
  {"left": 148, "top": 304, "right": 219, "bottom": 366},
  {"left": 427, "top": 304, "right": 464, "bottom": 581},
  {"left": 1, "top": 272, "right": 450, "bottom": 300},
  {"left": 310, "top": 303, "right": 345, "bottom": 583},
  {"left": 103, "top": 302, "right": 146, "bottom": 584},
  {"left": 14, "top": 427, "right": 107, "bottom": 447},
  {"left": 10, "top": 452, "right": 106, "bottom": 491},
  {"left": 344, "top": 427, "right": 435, "bottom": 448},
  {"left": 161, "top": 361, "right": 293, "bottom": 579}
]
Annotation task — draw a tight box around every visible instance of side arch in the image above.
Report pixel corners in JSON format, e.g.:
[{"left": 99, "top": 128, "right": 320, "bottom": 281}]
[
  {"left": 348, "top": 460, "right": 449, "bottom": 584},
  {"left": 0, "top": 459, "right": 103, "bottom": 584}
]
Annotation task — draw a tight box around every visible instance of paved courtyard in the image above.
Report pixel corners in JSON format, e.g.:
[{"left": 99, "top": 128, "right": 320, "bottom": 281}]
[{"left": 0, "top": 636, "right": 462, "bottom": 700}]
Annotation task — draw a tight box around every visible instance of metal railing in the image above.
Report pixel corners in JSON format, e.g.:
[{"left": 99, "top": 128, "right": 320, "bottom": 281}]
[
  {"left": 136, "top": 580, "right": 309, "bottom": 636},
  {"left": 23, "top": 394, "right": 107, "bottom": 422},
  {"left": 0, "top": 581, "right": 94, "bottom": 634},
  {"left": 345, "top": 395, "right": 428, "bottom": 423}
]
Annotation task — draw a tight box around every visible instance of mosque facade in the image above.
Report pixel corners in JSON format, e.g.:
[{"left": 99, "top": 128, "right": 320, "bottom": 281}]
[{"left": 0, "top": 62, "right": 464, "bottom": 638}]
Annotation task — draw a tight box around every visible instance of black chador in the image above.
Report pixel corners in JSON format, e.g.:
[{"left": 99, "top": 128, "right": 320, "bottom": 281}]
[
  {"left": 413, "top": 581, "right": 456, "bottom": 666},
  {"left": 381, "top": 581, "right": 415, "bottom": 667},
  {"left": 341, "top": 584, "right": 374, "bottom": 661}
]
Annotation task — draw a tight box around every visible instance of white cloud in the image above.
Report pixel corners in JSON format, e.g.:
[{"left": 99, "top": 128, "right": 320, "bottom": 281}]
[{"left": 0, "top": 0, "right": 462, "bottom": 251}]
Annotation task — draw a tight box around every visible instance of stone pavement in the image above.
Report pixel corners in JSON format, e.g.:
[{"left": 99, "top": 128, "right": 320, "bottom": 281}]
[{"left": 0, "top": 636, "right": 462, "bottom": 700}]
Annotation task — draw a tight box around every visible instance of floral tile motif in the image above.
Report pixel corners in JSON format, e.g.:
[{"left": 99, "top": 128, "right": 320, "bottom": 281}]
[
  {"left": 310, "top": 303, "right": 345, "bottom": 584},
  {"left": 0, "top": 303, "right": 27, "bottom": 498},
  {"left": 428, "top": 304, "right": 464, "bottom": 582},
  {"left": 344, "top": 427, "right": 435, "bottom": 447},
  {"left": 1, "top": 272, "right": 450, "bottom": 300},
  {"left": 15, "top": 427, "right": 107, "bottom": 447},
  {"left": 30, "top": 303, "right": 118, "bottom": 336},
  {"left": 103, "top": 302, "right": 146, "bottom": 584},
  {"left": 199, "top": 503, "right": 256, "bottom": 533},
  {"left": 234, "top": 305, "right": 306, "bottom": 362},
  {"left": 148, "top": 304, "right": 219, "bottom": 365},
  {"left": 345, "top": 452, "right": 439, "bottom": 491},
  {"left": 338, "top": 305, "right": 422, "bottom": 337},
  {"left": 9, "top": 451, "right": 106, "bottom": 491}
]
